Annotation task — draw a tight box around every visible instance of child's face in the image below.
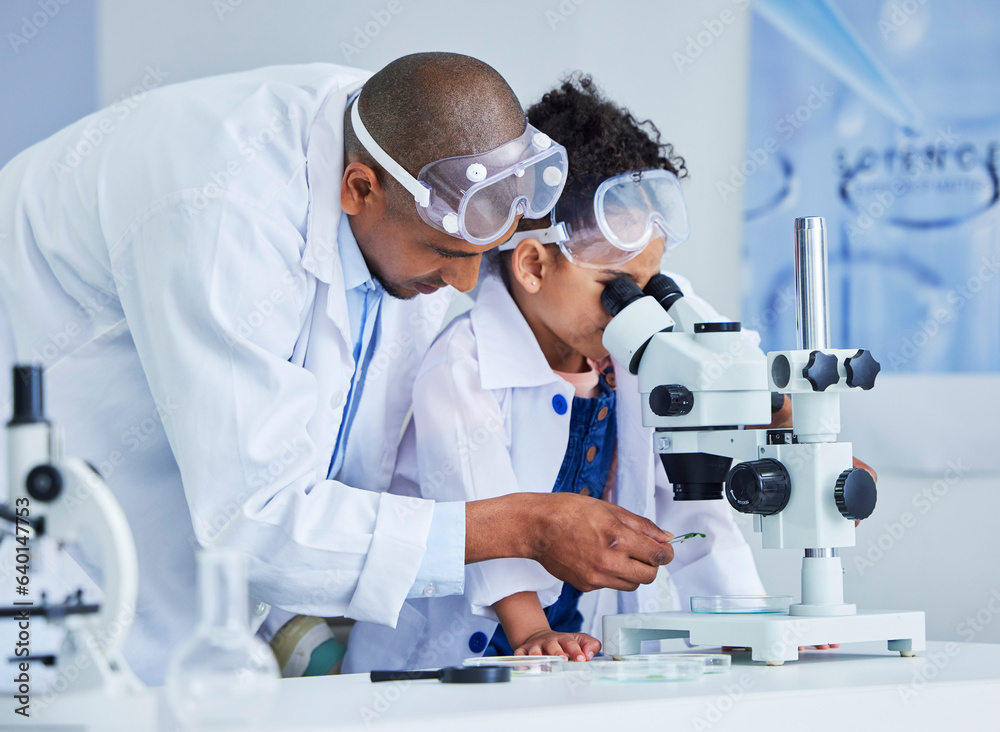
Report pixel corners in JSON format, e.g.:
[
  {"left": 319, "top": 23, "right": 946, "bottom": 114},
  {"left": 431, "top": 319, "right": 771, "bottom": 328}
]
[{"left": 513, "top": 236, "right": 666, "bottom": 369}]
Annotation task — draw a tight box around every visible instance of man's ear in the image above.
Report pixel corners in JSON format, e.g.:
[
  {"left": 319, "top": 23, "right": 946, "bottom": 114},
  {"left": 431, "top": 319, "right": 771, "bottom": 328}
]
[
  {"left": 341, "top": 162, "right": 383, "bottom": 215},
  {"left": 510, "top": 239, "right": 550, "bottom": 294}
]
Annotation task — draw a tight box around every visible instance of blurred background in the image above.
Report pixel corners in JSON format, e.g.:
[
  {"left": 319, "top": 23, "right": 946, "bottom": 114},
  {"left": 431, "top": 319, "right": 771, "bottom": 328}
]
[{"left": 2, "top": 0, "right": 997, "bottom": 644}]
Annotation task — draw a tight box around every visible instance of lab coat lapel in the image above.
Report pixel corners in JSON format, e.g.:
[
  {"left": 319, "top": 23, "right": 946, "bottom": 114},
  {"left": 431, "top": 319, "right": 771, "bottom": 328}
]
[
  {"left": 472, "top": 275, "right": 562, "bottom": 390},
  {"left": 300, "top": 82, "right": 363, "bottom": 480}
]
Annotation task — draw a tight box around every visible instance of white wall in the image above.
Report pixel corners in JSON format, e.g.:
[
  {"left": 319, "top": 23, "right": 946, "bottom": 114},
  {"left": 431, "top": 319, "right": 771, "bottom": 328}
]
[{"left": 96, "top": 0, "right": 751, "bottom": 317}]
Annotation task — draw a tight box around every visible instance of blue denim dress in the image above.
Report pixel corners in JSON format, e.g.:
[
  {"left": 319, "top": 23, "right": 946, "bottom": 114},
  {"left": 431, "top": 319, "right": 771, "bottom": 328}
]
[{"left": 486, "top": 369, "right": 618, "bottom": 655}]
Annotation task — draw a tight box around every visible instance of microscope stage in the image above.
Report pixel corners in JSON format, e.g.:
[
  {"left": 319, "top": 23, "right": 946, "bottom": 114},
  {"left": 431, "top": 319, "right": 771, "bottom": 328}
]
[{"left": 604, "top": 609, "right": 926, "bottom": 665}]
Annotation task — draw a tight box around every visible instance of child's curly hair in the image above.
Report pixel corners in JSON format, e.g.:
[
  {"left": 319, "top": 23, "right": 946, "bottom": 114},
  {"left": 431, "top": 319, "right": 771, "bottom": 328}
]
[
  {"left": 527, "top": 73, "right": 687, "bottom": 203},
  {"left": 488, "top": 74, "right": 686, "bottom": 283}
]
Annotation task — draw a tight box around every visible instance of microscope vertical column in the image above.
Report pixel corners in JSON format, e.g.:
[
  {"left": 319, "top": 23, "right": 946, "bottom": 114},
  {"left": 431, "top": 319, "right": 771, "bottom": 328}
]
[{"left": 789, "top": 217, "right": 854, "bottom": 616}]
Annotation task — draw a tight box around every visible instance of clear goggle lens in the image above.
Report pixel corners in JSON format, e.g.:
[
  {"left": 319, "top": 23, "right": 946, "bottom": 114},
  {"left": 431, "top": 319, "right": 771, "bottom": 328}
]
[
  {"left": 415, "top": 125, "right": 568, "bottom": 244},
  {"left": 549, "top": 170, "right": 689, "bottom": 268},
  {"left": 591, "top": 169, "right": 689, "bottom": 253}
]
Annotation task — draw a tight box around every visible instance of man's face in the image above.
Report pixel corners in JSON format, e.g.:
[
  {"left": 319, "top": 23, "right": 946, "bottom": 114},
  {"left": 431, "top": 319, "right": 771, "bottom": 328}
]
[{"left": 341, "top": 163, "right": 519, "bottom": 299}]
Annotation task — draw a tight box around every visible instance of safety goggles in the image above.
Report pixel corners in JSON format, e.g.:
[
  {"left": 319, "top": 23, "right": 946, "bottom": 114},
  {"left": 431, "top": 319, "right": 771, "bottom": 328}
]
[
  {"left": 501, "top": 169, "right": 689, "bottom": 268},
  {"left": 350, "top": 98, "right": 569, "bottom": 246}
]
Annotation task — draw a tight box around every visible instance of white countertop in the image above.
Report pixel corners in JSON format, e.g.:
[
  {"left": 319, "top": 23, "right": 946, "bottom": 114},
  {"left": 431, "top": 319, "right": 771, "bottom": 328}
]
[{"left": 8, "top": 641, "right": 1000, "bottom": 731}]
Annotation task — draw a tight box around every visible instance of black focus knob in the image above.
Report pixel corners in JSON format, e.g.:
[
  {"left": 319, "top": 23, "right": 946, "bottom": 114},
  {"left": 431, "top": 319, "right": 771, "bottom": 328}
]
[
  {"left": 26, "top": 464, "right": 63, "bottom": 502},
  {"left": 649, "top": 384, "right": 694, "bottom": 417},
  {"left": 802, "top": 350, "right": 840, "bottom": 391},
  {"left": 844, "top": 349, "right": 881, "bottom": 390},
  {"left": 725, "top": 459, "right": 791, "bottom": 516},
  {"left": 601, "top": 277, "right": 645, "bottom": 316},
  {"left": 834, "top": 467, "right": 877, "bottom": 520}
]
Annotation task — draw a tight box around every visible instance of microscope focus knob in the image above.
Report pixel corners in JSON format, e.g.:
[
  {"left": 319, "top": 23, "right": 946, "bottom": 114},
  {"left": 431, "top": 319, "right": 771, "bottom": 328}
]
[
  {"left": 844, "top": 349, "right": 881, "bottom": 390},
  {"left": 26, "top": 464, "right": 63, "bottom": 502},
  {"left": 649, "top": 384, "right": 694, "bottom": 417},
  {"left": 834, "top": 467, "right": 877, "bottom": 520},
  {"left": 802, "top": 350, "right": 840, "bottom": 391},
  {"left": 725, "top": 459, "right": 791, "bottom": 516}
]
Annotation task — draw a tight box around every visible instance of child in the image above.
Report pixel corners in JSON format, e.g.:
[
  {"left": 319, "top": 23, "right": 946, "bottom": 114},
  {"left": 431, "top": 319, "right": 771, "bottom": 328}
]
[{"left": 341, "top": 76, "right": 766, "bottom": 672}]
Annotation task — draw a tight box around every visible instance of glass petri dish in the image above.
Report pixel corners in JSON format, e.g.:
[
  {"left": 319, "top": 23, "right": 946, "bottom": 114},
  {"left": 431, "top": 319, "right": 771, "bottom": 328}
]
[
  {"left": 618, "top": 653, "right": 732, "bottom": 673},
  {"left": 691, "top": 595, "right": 792, "bottom": 614},
  {"left": 462, "top": 655, "right": 565, "bottom": 676},
  {"left": 589, "top": 658, "right": 703, "bottom": 683}
]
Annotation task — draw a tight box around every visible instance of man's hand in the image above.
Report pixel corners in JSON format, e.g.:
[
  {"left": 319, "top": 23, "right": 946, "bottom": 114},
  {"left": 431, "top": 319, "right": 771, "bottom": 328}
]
[
  {"left": 528, "top": 496, "right": 673, "bottom": 591},
  {"left": 466, "top": 493, "right": 673, "bottom": 592},
  {"left": 513, "top": 629, "right": 601, "bottom": 662}
]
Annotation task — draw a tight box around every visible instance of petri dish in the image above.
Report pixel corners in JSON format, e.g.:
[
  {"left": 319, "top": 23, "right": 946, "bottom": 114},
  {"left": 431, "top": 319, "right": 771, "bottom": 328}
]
[
  {"left": 462, "top": 655, "right": 565, "bottom": 676},
  {"left": 618, "top": 653, "right": 732, "bottom": 673},
  {"left": 691, "top": 595, "right": 792, "bottom": 614},
  {"left": 589, "top": 658, "right": 703, "bottom": 683}
]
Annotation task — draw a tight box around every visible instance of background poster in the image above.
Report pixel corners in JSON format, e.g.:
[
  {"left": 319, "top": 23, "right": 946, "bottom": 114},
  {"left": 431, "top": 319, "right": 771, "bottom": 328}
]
[{"left": 742, "top": 0, "right": 1000, "bottom": 472}]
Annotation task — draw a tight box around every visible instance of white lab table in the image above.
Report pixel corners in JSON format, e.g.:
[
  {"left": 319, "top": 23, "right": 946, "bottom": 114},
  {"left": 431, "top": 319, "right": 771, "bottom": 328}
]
[{"left": 7, "top": 641, "right": 1000, "bottom": 731}]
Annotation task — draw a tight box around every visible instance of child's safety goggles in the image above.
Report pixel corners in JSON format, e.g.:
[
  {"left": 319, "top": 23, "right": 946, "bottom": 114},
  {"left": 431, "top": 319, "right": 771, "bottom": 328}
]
[
  {"left": 350, "top": 99, "right": 569, "bottom": 246},
  {"left": 501, "top": 169, "right": 690, "bottom": 268}
]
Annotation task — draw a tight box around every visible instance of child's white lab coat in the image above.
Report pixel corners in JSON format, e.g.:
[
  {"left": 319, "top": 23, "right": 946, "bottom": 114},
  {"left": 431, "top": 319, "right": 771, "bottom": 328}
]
[{"left": 342, "top": 273, "right": 765, "bottom": 672}]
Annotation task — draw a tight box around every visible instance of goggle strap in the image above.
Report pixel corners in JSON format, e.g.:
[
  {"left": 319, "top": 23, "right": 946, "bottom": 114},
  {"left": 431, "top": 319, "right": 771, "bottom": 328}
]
[
  {"left": 350, "top": 98, "right": 432, "bottom": 208},
  {"left": 499, "top": 221, "right": 569, "bottom": 251}
]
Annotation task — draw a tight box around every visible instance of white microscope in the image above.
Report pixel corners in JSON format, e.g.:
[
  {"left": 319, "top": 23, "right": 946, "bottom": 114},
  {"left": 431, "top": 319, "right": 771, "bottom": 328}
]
[
  {"left": 1, "top": 364, "right": 146, "bottom": 698},
  {"left": 600, "top": 216, "right": 925, "bottom": 665}
]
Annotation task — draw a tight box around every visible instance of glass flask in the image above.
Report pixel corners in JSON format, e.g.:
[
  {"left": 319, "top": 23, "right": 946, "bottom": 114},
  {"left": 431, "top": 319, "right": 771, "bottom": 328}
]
[{"left": 165, "top": 549, "right": 280, "bottom": 729}]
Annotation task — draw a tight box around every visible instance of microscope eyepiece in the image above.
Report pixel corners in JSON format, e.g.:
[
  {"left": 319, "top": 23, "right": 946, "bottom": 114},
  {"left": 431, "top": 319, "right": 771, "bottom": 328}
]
[
  {"left": 643, "top": 274, "right": 684, "bottom": 312},
  {"left": 9, "top": 364, "right": 46, "bottom": 426},
  {"left": 601, "top": 277, "right": 645, "bottom": 317}
]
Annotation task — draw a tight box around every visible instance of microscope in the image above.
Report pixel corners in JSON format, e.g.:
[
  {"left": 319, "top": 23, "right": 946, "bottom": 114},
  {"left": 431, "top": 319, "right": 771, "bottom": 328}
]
[
  {"left": 600, "top": 217, "right": 925, "bottom": 665},
  {"left": 1, "top": 365, "right": 148, "bottom": 703}
]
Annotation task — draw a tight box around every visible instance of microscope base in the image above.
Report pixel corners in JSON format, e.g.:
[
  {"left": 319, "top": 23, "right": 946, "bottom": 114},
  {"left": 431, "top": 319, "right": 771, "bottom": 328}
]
[{"left": 604, "top": 609, "right": 925, "bottom": 665}]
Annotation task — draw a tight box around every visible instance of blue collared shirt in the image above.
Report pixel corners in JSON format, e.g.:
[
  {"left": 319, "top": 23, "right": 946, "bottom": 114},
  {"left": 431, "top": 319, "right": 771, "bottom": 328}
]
[{"left": 333, "top": 214, "right": 464, "bottom": 600}]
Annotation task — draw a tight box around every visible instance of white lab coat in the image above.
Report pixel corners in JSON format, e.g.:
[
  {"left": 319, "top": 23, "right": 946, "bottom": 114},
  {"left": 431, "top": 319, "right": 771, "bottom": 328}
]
[
  {"left": 0, "top": 64, "right": 459, "bottom": 684},
  {"left": 343, "top": 273, "right": 765, "bottom": 672}
]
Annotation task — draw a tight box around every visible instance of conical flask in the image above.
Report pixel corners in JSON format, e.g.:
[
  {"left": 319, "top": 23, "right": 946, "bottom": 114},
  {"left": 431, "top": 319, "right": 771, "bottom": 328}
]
[{"left": 165, "top": 548, "right": 279, "bottom": 729}]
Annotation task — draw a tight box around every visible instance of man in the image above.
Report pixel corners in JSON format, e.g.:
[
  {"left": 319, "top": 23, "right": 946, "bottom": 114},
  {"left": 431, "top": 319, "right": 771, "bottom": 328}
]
[{"left": 0, "top": 53, "right": 672, "bottom": 683}]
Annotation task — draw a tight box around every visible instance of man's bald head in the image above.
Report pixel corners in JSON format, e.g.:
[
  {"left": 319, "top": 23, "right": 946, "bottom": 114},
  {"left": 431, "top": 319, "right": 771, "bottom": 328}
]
[{"left": 344, "top": 52, "right": 526, "bottom": 213}]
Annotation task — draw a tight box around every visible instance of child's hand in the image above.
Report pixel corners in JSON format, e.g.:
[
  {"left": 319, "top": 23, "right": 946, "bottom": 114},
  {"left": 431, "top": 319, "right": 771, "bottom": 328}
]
[{"left": 513, "top": 630, "right": 601, "bottom": 662}]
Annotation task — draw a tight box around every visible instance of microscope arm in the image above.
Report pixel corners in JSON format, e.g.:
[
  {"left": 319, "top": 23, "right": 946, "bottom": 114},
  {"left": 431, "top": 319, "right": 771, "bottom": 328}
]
[{"left": 42, "top": 458, "right": 139, "bottom": 659}]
